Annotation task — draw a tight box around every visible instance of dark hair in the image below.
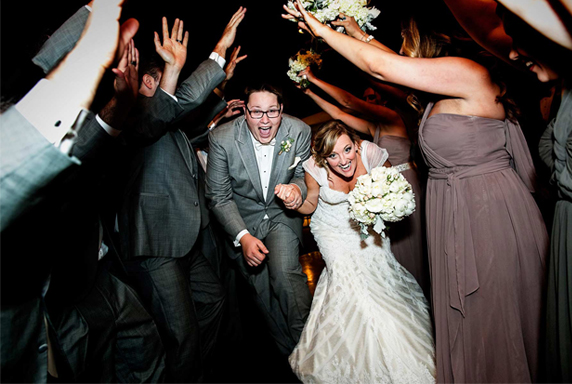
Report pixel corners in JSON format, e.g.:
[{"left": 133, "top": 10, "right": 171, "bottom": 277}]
[
  {"left": 138, "top": 52, "right": 164, "bottom": 85},
  {"left": 244, "top": 83, "right": 283, "bottom": 105}
]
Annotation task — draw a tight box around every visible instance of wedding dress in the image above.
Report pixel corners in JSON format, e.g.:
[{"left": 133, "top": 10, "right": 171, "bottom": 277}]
[{"left": 289, "top": 141, "right": 435, "bottom": 384}]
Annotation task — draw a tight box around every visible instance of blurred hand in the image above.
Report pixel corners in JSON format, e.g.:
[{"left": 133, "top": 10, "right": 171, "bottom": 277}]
[
  {"left": 223, "top": 99, "right": 245, "bottom": 118},
  {"left": 112, "top": 39, "right": 139, "bottom": 104},
  {"left": 281, "top": 0, "right": 326, "bottom": 38},
  {"left": 224, "top": 46, "right": 247, "bottom": 82}
]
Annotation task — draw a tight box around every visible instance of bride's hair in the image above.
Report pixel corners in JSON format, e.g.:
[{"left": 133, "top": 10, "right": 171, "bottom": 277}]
[{"left": 312, "top": 121, "right": 361, "bottom": 172}]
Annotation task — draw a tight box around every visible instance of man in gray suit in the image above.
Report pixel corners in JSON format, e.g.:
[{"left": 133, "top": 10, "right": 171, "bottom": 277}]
[
  {"left": 117, "top": 8, "right": 246, "bottom": 382},
  {"left": 205, "top": 83, "right": 312, "bottom": 355}
]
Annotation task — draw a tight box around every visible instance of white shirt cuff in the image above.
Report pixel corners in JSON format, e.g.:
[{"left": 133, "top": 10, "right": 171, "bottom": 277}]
[
  {"left": 160, "top": 87, "right": 178, "bottom": 102},
  {"left": 84, "top": 4, "right": 92, "bottom": 11},
  {"left": 15, "top": 78, "right": 84, "bottom": 146},
  {"left": 209, "top": 52, "right": 226, "bottom": 68},
  {"left": 95, "top": 114, "right": 121, "bottom": 137},
  {"left": 234, "top": 229, "right": 249, "bottom": 247}
]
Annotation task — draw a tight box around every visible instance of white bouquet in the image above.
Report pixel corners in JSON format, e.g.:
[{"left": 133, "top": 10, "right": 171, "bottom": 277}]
[
  {"left": 286, "top": 0, "right": 380, "bottom": 33},
  {"left": 348, "top": 166, "right": 415, "bottom": 239},
  {"left": 287, "top": 49, "right": 322, "bottom": 88}
]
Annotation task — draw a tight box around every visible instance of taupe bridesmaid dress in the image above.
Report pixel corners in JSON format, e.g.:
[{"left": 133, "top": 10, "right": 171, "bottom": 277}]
[
  {"left": 418, "top": 103, "right": 548, "bottom": 383},
  {"left": 374, "top": 130, "right": 429, "bottom": 297}
]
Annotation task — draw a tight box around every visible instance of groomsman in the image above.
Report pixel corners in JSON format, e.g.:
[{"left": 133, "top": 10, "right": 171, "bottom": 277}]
[{"left": 205, "top": 83, "right": 312, "bottom": 355}]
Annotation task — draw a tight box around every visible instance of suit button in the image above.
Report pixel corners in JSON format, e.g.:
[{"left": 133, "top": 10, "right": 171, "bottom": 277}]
[
  {"left": 192, "top": 174, "right": 196, "bottom": 178},
  {"left": 38, "top": 344, "right": 48, "bottom": 353},
  {"left": 194, "top": 202, "right": 199, "bottom": 206}
]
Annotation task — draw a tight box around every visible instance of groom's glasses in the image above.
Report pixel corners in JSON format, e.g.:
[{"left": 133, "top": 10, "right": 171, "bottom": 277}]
[{"left": 246, "top": 106, "right": 282, "bottom": 119}]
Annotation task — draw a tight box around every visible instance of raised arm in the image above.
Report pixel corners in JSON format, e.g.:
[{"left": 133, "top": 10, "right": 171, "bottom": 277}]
[
  {"left": 283, "top": 0, "right": 495, "bottom": 101},
  {"left": 299, "top": 66, "right": 403, "bottom": 125},
  {"left": 299, "top": 85, "right": 377, "bottom": 137}
]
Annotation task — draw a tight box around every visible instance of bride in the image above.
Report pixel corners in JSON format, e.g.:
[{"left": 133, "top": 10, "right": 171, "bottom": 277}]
[{"left": 275, "top": 121, "right": 435, "bottom": 383}]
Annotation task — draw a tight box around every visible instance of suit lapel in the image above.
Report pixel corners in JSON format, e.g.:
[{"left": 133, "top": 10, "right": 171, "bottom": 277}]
[
  {"left": 235, "top": 119, "right": 265, "bottom": 202},
  {"left": 267, "top": 122, "right": 290, "bottom": 203},
  {"left": 174, "top": 130, "right": 195, "bottom": 176}
]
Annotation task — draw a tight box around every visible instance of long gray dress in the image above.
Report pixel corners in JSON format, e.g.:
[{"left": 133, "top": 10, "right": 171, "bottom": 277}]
[
  {"left": 373, "top": 130, "right": 429, "bottom": 297},
  {"left": 539, "top": 87, "right": 572, "bottom": 383},
  {"left": 418, "top": 103, "right": 549, "bottom": 383}
]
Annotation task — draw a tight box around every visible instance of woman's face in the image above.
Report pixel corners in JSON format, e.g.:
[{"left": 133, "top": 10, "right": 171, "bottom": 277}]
[
  {"left": 509, "top": 46, "right": 559, "bottom": 83},
  {"left": 325, "top": 134, "right": 358, "bottom": 178}
]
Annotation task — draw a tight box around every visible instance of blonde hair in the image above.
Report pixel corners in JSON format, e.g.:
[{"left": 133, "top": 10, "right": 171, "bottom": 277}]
[{"left": 312, "top": 121, "right": 361, "bottom": 171}]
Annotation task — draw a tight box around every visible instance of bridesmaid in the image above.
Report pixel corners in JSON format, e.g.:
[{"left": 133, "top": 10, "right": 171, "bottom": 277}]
[
  {"left": 283, "top": 2, "right": 549, "bottom": 383},
  {"left": 294, "top": 67, "right": 429, "bottom": 297}
]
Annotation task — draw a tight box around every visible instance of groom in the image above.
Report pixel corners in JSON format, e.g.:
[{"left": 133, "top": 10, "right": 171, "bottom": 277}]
[{"left": 205, "top": 83, "right": 312, "bottom": 355}]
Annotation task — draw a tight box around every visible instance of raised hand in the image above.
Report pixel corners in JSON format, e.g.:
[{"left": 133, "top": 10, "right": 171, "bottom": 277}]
[
  {"left": 224, "top": 46, "right": 247, "bottom": 82},
  {"left": 240, "top": 233, "right": 269, "bottom": 267},
  {"left": 281, "top": 0, "right": 326, "bottom": 38},
  {"left": 214, "top": 7, "right": 247, "bottom": 57},
  {"left": 112, "top": 39, "right": 139, "bottom": 104},
  {"left": 116, "top": 18, "right": 139, "bottom": 64},
  {"left": 331, "top": 13, "right": 362, "bottom": 39},
  {"left": 223, "top": 99, "right": 245, "bottom": 118},
  {"left": 298, "top": 66, "right": 315, "bottom": 83},
  {"left": 154, "top": 17, "right": 189, "bottom": 71},
  {"left": 275, "top": 184, "right": 303, "bottom": 210}
]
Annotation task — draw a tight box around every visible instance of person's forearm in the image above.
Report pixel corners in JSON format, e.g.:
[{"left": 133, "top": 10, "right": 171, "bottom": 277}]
[
  {"left": 296, "top": 199, "right": 317, "bottom": 215},
  {"left": 160, "top": 65, "right": 181, "bottom": 95}
]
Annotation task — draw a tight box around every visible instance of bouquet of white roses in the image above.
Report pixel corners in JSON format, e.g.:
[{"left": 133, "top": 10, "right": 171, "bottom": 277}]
[
  {"left": 286, "top": 0, "right": 380, "bottom": 33},
  {"left": 287, "top": 49, "right": 322, "bottom": 88},
  {"left": 348, "top": 166, "right": 415, "bottom": 239}
]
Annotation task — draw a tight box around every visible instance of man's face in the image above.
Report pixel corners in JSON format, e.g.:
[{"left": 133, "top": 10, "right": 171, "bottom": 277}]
[{"left": 244, "top": 91, "right": 283, "bottom": 144}]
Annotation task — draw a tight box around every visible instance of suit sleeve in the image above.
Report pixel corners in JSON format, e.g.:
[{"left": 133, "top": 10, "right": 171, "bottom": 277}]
[
  {"left": 32, "top": 6, "right": 90, "bottom": 74},
  {"left": 0, "top": 107, "right": 79, "bottom": 231},
  {"left": 205, "top": 131, "right": 248, "bottom": 239},
  {"left": 70, "top": 113, "right": 115, "bottom": 161},
  {"left": 172, "top": 59, "right": 226, "bottom": 123},
  {"left": 290, "top": 123, "right": 312, "bottom": 201}
]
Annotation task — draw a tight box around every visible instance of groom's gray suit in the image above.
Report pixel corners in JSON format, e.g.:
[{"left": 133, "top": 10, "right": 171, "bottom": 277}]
[{"left": 206, "top": 113, "right": 312, "bottom": 355}]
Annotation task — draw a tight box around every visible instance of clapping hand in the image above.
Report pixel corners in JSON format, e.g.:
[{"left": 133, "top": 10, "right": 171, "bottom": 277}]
[
  {"left": 112, "top": 39, "right": 139, "bottom": 105},
  {"left": 275, "top": 184, "right": 303, "bottom": 210},
  {"left": 154, "top": 17, "right": 189, "bottom": 71}
]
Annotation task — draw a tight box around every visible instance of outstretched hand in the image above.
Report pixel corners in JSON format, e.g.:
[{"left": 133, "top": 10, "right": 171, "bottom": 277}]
[
  {"left": 215, "top": 7, "right": 247, "bottom": 57},
  {"left": 281, "top": 0, "right": 326, "bottom": 38},
  {"left": 112, "top": 39, "right": 139, "bottom": 104},
  {"left": 154, "top": 17, "right": 189, "bottom": 71},
  {"left": 275, "top": 184, "right": 303, "bottom": 210},
  {"left": 331, "top": 13, "right": 362, "bottom": 38}
]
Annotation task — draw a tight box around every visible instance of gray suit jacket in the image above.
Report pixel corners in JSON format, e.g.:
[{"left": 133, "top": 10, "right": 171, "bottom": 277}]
[
  {"left": 205, "top": 114, "right": 311, "bottom": 258},
  {"left": 119, "top": 59, "right": 226, "bottom": 259}
]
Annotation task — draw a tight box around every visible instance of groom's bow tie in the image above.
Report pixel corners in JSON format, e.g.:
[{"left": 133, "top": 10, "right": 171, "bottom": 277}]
[{"left": 254, "top": 138, "right": 276, "bottom": 151}]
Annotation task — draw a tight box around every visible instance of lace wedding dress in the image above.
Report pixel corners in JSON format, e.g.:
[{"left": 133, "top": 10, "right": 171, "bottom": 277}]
[{"left": 289, "top": 141, "right": 435, "bottom": 384}]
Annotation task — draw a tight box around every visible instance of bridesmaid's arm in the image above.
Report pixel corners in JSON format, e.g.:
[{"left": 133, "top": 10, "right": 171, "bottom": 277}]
[{"left": 296, "top": 172, "right": 321, "bottom": 215}]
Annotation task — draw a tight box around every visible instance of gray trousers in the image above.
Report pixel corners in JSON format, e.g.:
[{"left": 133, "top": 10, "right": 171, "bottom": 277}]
[
  {"left": 235, "top": 220, "right": 312, "bottom": 355},
  {"left": 124, "top": 230, "right": 226, "bottom": 383}
]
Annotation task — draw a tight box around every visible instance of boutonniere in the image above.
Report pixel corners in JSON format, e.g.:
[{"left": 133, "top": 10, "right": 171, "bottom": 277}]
[{"left": 278, "top": 138, "right": 295, "bottom": 155}]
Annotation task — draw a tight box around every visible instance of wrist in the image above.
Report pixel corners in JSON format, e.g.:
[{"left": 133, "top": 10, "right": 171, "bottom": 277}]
[{"left": 213, "top": 43, "right": 228, "bottom": 59}]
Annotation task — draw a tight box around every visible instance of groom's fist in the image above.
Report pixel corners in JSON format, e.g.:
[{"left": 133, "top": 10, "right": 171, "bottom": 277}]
[{"left": 240, "top": 234, "right": 269, "bottom": 267}]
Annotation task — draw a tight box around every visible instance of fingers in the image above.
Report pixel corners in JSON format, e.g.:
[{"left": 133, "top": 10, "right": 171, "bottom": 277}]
[
  {"left": 183, "top": 31, "right": 189, "bottom": 47},
  {"left": 162, "top": 17, "right": 169, "bottom": 42},
  {"left": 171, "top": 18, "right": 179, "bottom": 40},
  {"left": 177, "top": 19, "right": 184, "bottom": 42},
  {"left": 229, "top": 6, "right": 247, "bottom": 26},
  {"left": 153, "top": 31, "right": 162, "bottom": 51},
  {"left": 117, "top": 18, "right": 139, "bottom": 64},
  {"left": 117, "top": 43, "right": 129, "bottom": 72},
  {"left": 230, "top": 46, "right": 239, "bottom": 62}
]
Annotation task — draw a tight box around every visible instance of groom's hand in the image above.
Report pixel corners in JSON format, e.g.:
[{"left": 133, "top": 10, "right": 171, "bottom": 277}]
[
  {"left": 240, "top": 234, "right": 269, "bottom": 267},
  {"left": 275, "top": 184, "right": 303, "bottom": 210}
]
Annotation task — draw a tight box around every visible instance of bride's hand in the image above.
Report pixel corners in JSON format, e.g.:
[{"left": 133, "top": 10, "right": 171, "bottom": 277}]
[
  {"left": 281, "top": 0, "right": 326, "bottom": 38},
  {"left": 275, "top": 184, "right": 303, "bottom": 210}
]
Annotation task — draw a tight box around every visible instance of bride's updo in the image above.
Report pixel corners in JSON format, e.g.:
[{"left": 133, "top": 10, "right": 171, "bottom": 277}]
[{"left": 312, "top": 120, "right": 361, "bottom": 169}]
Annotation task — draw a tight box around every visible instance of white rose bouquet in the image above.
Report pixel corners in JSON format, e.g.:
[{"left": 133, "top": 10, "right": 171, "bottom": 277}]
[
  {"left": 348, "top": 166, "right": 416, "bottom": 239},
  {"left": 286, "top": 0, "right": 380, "bottom": 33},
  {"left": 287, "top": 49, "right": 322, "bottom": 88}
]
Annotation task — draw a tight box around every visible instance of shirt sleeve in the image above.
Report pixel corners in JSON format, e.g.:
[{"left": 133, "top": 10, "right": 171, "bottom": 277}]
[
  {"left": 209, "top": 52, "right": 226, "bottom": 69},
  {"left": 234, "top": 229, "right": 249, "bottom": 247}
]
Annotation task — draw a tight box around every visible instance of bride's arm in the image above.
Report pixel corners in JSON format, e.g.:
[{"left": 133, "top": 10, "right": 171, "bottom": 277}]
[
  {"left": 297, "top": 172, "right": 320, "bottom": 215},
  {"left": 276, "top": 172, "right": 320, "bottom": 215}
]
